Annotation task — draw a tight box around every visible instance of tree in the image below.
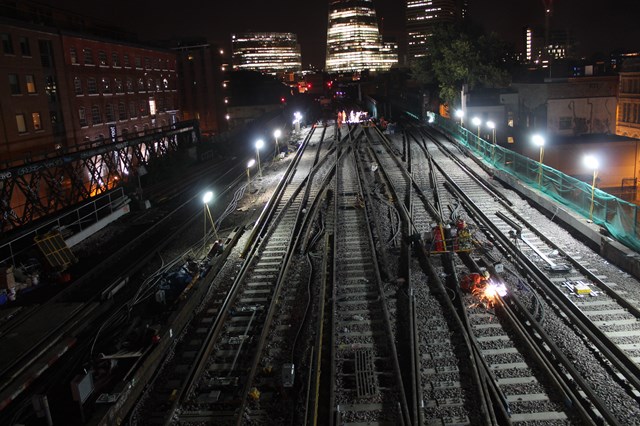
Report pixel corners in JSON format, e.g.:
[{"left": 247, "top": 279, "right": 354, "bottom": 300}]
[{"left": 410, "top": 23, "right": 511, "bottom": 106}]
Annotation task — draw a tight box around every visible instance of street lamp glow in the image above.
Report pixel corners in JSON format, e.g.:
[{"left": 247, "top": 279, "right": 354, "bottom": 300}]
[
  {"left": 293, "top": 112, "right": 302, "bottom": 132},
  {"left": 274, "top": 129, "right": 281, "bottom": 156},
  {"left": 584, "top": 154, "right": 600, "bottom": 221},
  {"left": 202, "top": 191, "right": 218, "bottom": 252},
  {"left": 532, "top": 134, "right": 545, "bottom": 148},
  {"left": 487, "top": 121, "right": 496, "bottom": 143},
  {"left": 532, "top": 134, "right": 546, "bottom": 185},
  {"left": 246, "top": 159, "right": 255, "bottom": 188},
  {"left": 455, "top": 109, "right": 464, "bottom": 126},
  {"left": 472, "top": 117, "right": 482, "bottom": 138},
  {"left": 255, "top": 139, "right": 264, "bottom": 178},
  {"left": 584, "top": 155, "right": 599, "bottom": 170}
]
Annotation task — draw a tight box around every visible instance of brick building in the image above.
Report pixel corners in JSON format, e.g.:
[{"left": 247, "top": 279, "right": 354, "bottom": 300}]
[
  {"left": 173, "top": 41, "right": 226, "bottom": 136},
  {"left": 60, "top": 33, "right": 180, "bottom": 144},
  {"left": 616, "top": 59, "right": 640, "bottom": 140},
  {"left": 0, "top": 20, "right": 71, "bottom": 162},
  {"left": 0, "top": 15, "right": 181, "bottom": 165}
]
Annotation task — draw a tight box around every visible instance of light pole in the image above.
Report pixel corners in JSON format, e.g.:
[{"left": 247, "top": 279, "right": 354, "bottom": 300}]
[
  {"left": 584, "top": 155, "right": 599, "bottom": 220},
  {"left": 472, "top": 117, "right": 482, "bottom": 138},
  {"left": 246, "top": 159, "right": 255, "bottom": 189},
  {"left": 273, "top": 129, "right": 281, "bottom": 157},
  {"left": 293, "top": 112, "right": 302, "bottom": 133},
  {"left": 487, "top": 121, "right": 496, "bottom": 161},
  {"left": 486, "top": 121, "right": 496, "bottom": 143},
  {"left": 532, "top": 134, "right": 545, "bottom": 186},
  {"left": 455, "top": 109, "right": 464, "bottom": 126},
  {"left": 255, "top": 139, "right": 264, "bottom": 178},
  {"left": 202, "top": 191, "right": 219, "bottom": 251}
]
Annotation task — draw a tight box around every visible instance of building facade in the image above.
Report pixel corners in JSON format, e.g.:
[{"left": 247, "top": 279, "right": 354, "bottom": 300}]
[
  {"left": 231, "top": 32, "right": 301, "bottom": 75},
  {"left": 0, "top": 20, "right": 72, "bottom": 162},
  {"left": 174, "top": 41, "right": 226, "bottom": 136},
  {"left": 60, "top": 33, "right": 180, "bottom": 145},
  {"left": 406, "top": 0, "right": 466, "bottom": 61},
  {"left": 617, "top": 59, "right": 640, "bottom": 140},
  {"left": 0, "top": 17, "right": 181, "bottom": 165},
  {"left": 325, "top": 0, "right": 397, "bottom": 73}
]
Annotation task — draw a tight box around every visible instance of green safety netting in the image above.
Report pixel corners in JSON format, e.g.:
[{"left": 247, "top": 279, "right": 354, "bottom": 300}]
[{"left": 429, "top": 114, "right": 640, "bottom": 253}]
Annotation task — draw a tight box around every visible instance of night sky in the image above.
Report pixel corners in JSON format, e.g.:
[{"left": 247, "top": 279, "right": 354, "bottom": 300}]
[{"left": 37, "top": 0, "right": 640, "bottom": 68}]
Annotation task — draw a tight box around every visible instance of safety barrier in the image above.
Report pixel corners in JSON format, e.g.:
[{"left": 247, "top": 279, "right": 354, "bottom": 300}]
[{"left": 430, "top": 114, "right": 640, "bottom": 252}]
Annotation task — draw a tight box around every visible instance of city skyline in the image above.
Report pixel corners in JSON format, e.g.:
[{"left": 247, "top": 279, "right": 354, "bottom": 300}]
[{"left": 31, "top": 0, "right": 640, "bottom": 68}]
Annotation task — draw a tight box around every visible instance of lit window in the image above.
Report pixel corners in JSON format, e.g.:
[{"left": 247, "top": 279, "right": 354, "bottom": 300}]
[
  {"left": 16, "top": 113, "right": 27, "bottom": 133},
  {"left": 32, "top": 112, "right": 42, "bottom": 130},
  {"left": 126, "top": 77, "right": 133, "bottom": 93},
  {"left": 162, "top": 78, "right": 169, "bottom": 89},
  {"left": 19, "top": 37, "right": 30, "bottom": 56},
  {"left": 8, "top": 74, "right": 20, "bottom": 94},
  {"left": 137, "top": 77, "right": 145, "bottom": 92},
  {"left": 114, "top": 78, "right": 123, "bottom": 93},
  {"left": 25, "top": 75, "right": 37, "bottom": 93}
]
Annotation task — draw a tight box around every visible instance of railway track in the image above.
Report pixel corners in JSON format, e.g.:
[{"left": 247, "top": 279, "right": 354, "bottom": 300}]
[
  {"left": 368, "top": 124, "right": 582, "bottom": 424},
  {"left": 409, "top": 122, "right": 640, "bottom": 423},
  {"left": 329, "top": 145, "right": 410, "bottom": 425},
  {"left": 133, "top": 125, "right": 339, "bottom": 424}
]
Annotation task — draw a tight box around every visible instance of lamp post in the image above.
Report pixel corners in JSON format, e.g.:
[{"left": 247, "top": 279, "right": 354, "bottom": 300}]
[
  {"left": 255, "top": 139, "right": 264, "bottom": 178},
  {"left": 273, "top": 129, "right": 281, "bottom": 157},
  {"left": 246, "top": 159, "right": 255, "bottom": 189},
  {"left": 584, "top": 155, "right": 599, "bottom": 220},
  {"left": 486, "top": 121, "right": 496, "bottom": 143},
  {"left": 487, "top": 121, "right": 496, "bottom": 161},
  {"left": 202, "top": 191, "right": 219, "bottom": 251},
  {"left": 293, "top": 112, "right": 302, "bottom": 132},
  {"left": 472, "top": 117, "right": 482, "bottom": 138},
  {"left": 532, "top": 134, "right": 545, "bottom": 186},
  {"left": 455, "top": 109, "right": 464, "bottom": 126}
]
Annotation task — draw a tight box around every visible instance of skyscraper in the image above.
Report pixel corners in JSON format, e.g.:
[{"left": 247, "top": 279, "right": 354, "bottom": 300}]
[
  {"left": 406, "top": 0, "right": 467, "bottom": 61},
  {"left": 325, "top": 0, "right": 397, "bottom": 73},
  {"left": 231, "top": 32, "right": 302, "bottom": 75}
]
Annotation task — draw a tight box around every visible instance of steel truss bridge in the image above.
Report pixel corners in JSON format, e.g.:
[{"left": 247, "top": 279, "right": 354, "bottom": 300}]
[{"left": 0, "top": 120, "right": 200, "bottom": 238}]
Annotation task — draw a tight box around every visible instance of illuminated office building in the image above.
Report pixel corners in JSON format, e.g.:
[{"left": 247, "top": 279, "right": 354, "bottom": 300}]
[
  {"left": 325, "top": 0, "right": 397, "bottom": 73},
  {"left": 406, "top": 0, "right": 466, "bottom": 61},
  {"left": 231, "top": 32, "right": 301, "bottom": 75}
]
